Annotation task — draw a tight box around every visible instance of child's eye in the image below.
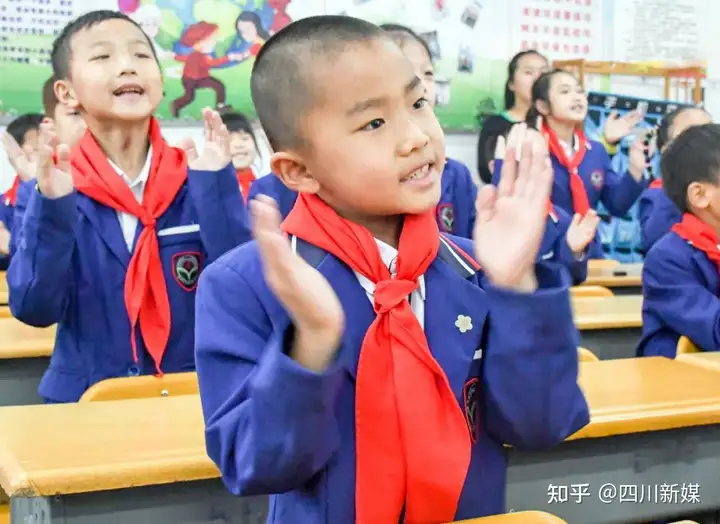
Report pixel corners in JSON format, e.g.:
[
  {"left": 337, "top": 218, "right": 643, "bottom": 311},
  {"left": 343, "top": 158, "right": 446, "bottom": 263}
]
[
  {"left": 413, "top": 97, "right": 429, "bottom": 110},
  {"left": 361, "top": 118, "right": 385, "bottom": 131},
  {"left": 136, "top": 53, "right": 152, "bottom": 59},
  {"left": 90, "top": 54, "right": 109, "bottom": 61}
]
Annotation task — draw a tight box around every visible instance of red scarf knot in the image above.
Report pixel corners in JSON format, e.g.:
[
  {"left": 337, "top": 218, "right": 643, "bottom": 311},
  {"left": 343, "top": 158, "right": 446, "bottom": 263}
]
[
  {"left": 374, "top": 280, "right": 417, "bottom": 314},
  {"left": 672, "top": 213, "right": 720, "bottom": 269}
]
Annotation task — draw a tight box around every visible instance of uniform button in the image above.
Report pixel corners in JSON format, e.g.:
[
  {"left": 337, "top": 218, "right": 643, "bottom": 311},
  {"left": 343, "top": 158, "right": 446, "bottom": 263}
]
[{"left": 127, "top": 365, "right": 140, "bottom": 376}]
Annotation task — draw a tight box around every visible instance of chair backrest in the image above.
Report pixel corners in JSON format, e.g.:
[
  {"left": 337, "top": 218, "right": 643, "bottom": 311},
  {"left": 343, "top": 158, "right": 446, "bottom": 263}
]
[
  {"left": 578, "top": 347, "right": 600, "bottom": 362},
  {"left": 79, "top": 372, "right": 199, "bottom": 402},
  {"left": 0, "top": 306, "right": 10, "bottom": 319},
  {"left": 0, "top": 503, "right": 8, "bottom": 524},
  {"left": 570, "top": 285, "right": 613, "bottom": 298},
  {"left": 676, "top": 336, "right": 700, "bottom": 356}
]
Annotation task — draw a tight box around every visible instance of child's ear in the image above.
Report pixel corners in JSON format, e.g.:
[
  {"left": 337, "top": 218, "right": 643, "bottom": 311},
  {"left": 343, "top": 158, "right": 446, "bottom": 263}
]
[
  {"left": 270, "top": 152, "right": 320, "bottom": 194},
  {"left": 54, "top": 79, "right": 80, "bottom": 110},
  {"left": 687, "top": 181, "right": 712, "bottom": 211}
]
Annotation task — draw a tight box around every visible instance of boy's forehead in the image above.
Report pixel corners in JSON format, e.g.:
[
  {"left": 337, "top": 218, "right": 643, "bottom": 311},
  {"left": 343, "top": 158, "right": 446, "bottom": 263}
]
[
  {"left": 71, "top": 19, "right": 148, "bottom": 51},
  {"left": 310, "top": 40, "right": 416, "bottom": 113}
]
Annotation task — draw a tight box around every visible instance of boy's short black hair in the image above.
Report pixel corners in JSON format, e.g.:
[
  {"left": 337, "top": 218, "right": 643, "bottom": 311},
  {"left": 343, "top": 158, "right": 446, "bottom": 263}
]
[
  {"left": 251, "top": 15, "right": 386, "bottom": 151},
  {"left": 221, "top": 111, "right": 260, "bottom": 154},
  {"left": 51, "top": 10, "right": 159, "bottom": 81},
  {"left": 656, "top": 106, "right": 707, "bottom": 152},
  {"left": 6, "top": 113, "right": 44, "bottom": 146},
  {"left": 661, "top": 123, "right": 720, "bottom": 213}
]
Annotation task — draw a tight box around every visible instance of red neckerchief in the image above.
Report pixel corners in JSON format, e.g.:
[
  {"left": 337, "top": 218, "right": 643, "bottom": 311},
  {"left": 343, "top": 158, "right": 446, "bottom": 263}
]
[
  {"left": 650, "top": 179, "right": 663, "bottom": 189},
  {"left": 282, "top": 193, "right": 472, "bottom": 524},
  {"left": 542, "top": 123, "right": 590, "bottom": 216},
  {"left": 3, "top": 176, "right": 20, "bottom": 207},
  {"left": 71, "top": 118, "right": 187, "bottom": 373},
  {"left": 236, "top": 167, "right": 256, "bottom": 203},
  {"left": 672, "top": 213, "right": 720, "bottom": 269}
]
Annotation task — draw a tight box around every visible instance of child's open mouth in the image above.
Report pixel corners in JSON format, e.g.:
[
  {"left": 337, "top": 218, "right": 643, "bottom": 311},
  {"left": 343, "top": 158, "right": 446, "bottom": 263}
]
[{"left": 113, "top": 84, "right": 146, "bottom": 100}]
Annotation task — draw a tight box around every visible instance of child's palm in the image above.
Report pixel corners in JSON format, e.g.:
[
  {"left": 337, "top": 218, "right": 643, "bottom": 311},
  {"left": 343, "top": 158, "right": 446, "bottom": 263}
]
[
  {"left": 181, "top": 108, "right": 232, "bottom": 171},
  {"left": 473, "top": 124, "right": 553, "bottom": 288},
  {"left": 36, "top": 122, "right": 74, "bottom": 199},
  {"left": 566, "top": 211, "right": 600, "bottom": 253},
  {"left": 252, "top": 196, "right": 345, "bottom": 354}
]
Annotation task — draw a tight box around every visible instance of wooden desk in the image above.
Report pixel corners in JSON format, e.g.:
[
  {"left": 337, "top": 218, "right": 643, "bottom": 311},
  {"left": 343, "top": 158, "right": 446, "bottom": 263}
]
[
  {"left": 457, "top": 512, "right": 565, "bottom": 523},
  {"left": 678, "top": 352, "right": 720, "bottom": 372},
  {"left": 0, "top": 396, "right": 266, "bottom": 523},
  {"left": 572, "top": 296, "right": 642, "bottom": 359},
  {"left": 0, "top": 291, "right": 6, "bottom": 307},
  {"left": 506, "top": 358, "right": 720, "bottom": 523},
  {"left": 0, "top": 318, "right": 54, "bottom": 406},
  {"left": 4, "top": 360, "right": 719, "bottom": 524},
  {"left": 583, "top": 263, "right": 642, "bottom": 295},
  {"left": 0, "top": 307, "right": 9, "bottom": 319}
]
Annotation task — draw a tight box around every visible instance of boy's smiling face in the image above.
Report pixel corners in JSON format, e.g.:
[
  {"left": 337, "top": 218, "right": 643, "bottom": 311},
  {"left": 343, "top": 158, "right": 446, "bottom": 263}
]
[
  {"left": 56, "top": 18, "right": 163, "bottom": 125},
  {"left": 279, "top": 38, "right": 445, "bottom": 223}
]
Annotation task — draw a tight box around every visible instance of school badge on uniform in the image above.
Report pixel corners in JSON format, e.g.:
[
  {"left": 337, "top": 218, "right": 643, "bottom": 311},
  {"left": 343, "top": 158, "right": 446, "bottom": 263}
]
[
  {"left": 590, "top": 169, "right": 604, "bottom": 189},
  {"left": 437, "top": 203, "right": 456, "bottom": 233},
  {"left": 172, "top": 252, "right": 202, "bottom": 292},
  {"left": 463, "top": 377, "right": 479, "bottom": 442}
]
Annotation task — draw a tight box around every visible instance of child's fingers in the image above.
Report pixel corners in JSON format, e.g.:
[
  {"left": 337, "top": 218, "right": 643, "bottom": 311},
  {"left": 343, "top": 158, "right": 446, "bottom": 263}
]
[
  {"left": 607, "top": 110, "right": 618, "bottom": 121},
  {"left": 570, "top": 213, "right": 582, "bottom": 229},
  {"left": 474, "top": 184, "right": 496, "bottom": 225},
  {"left": 180, "top": 137, "right": 198, "bottom": 162},
  {"left": 202, "top": 107, "right": 214, "bottom": 143},
  {"left": 55, "top": 144, "right": 71, "bottom": 174}
]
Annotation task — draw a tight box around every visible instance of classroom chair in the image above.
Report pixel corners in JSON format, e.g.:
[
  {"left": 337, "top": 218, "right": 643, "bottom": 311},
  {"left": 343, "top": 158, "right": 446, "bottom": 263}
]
[
  {"left": 577, "top": 347, "right": 600, "bottom": 362},
  {"left": 570, "top": 285, "right": 613, "bottom": 298},
  {"left": 676, "top": 336, "right": 700, "bottom": 356},
  {"left": 0, "top": 306, "right": 10, "bottom": 318},
  {"left": 0, "top": 504, "right": 7, "bottom": 524},
  {"left": 79, "top": 372, "right": 199, "bottom": 402}
]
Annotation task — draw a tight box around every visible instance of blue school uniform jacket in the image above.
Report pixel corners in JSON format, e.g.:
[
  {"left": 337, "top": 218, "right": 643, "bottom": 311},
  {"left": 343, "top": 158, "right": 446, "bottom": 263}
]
[
  {"left": 494, "top": 159, "right": 588, "bottom": 284},
  {"left": 195, "top": 235, "right": 590, "bottom": 523},
  {"left": 7, "top": 164, "right": 250, "bottom": 403},
  {"left": 248, "top": 158, "right": 479, "bottom": 238},
  {"left": 637, "top": 186, "right": 681, "bottom": 254},
  {"left": 492, "top": 140, "right": 645, "bottom": 257},
  {"left": 637, "top": 231, "right": 720, "bottom": 358}
]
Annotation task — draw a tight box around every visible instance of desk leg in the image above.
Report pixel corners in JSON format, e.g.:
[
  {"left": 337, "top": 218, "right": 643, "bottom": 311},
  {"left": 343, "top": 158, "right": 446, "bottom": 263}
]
[
  {"left": 579, "top": 328, "right": 642, "bottom": 359},
  {"left": 506, "top": 425, "right": 720, "bottom": 524},
  {"left": 10, "top": 481, "right": 268, "bottom": 524}
]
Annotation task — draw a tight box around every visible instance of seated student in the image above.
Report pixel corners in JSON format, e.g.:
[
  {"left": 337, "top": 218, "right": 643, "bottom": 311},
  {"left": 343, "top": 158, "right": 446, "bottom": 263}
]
[
  {"left": 637, "top": 123, "right": 720, "bottom": 358},
  {"left": 497, "top": 70, "right": 649, "bottom": 258},
  {"left": 488, "top": 129, "right": 598, "bottom": 285},
  {"left": 8, "top": 76, "right": 88, "bottom": 256},
  {"left": 7, "top": 10, "right": 250, "bottom": 403},
  {"left": 1, "top": 113, "right": 44, "bottom": 229},
  {"left": 637, "top": 106, "right": 712, "bottom": 253},
  {"left": 195, "top": 16, "right": 589, "bottom": 523},
  {"left": 220, "top": 111, "right": 264, "bottom": 202}
]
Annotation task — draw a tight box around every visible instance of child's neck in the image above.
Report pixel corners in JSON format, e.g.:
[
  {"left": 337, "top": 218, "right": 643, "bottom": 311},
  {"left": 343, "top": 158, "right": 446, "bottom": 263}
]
[
  {"left": 345, "top": 212, "right": 403, "bottom": 249},
  {"left": 506, "top": 102, "right": 529, "bottom": 122},
  {"left": 91, "top": 120, "right": 151, "bottom": 180},
  {"left": 547, "top": 117, "right": 575, "bottom": 144},
  {"left": 693, "top": 209, "right": 720, "bottom": 237},
  {"left": 232, "top": 156, "right": 253, "bottom": 170}
]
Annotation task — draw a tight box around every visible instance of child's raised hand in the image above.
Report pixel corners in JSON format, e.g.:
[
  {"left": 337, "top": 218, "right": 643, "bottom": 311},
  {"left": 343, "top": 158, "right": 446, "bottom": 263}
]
[
  {"left": 36, "top": 121, "right": 74, "bottom": 199},
  {"left": 473, "top": 123, "right": 553, "bottom": 292},
  {"left": 251, "top": 195, "right": 345, "bottom": 371},
  {"left": 603, "top": 110, "right": 643, "bottom": 145},
  {"left": 566, "top": 210, "right": 600, "bottom": 255},
  {"left": 2, "top": 132, "right": 38, "bottom": 182},
  {"left": 181, "top": 108, "right": 232, "bottom": 172},
  {"left": 628, "top": 129, "right": 653, "bottom": 182}
]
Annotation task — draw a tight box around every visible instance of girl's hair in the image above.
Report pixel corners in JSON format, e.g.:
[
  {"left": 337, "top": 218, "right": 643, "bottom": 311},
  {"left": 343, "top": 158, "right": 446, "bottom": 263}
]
[
  {"left": 236, "top": 11, "right": 270, "bottom": 41},
  {"left": 504, "top": 50, "right": 547, "bottom": 110},
  {"left": 221, "top": 111, "right": 261, "bottom": 155},
  {"left": 525, "top": 68, "right": 572, "bottom": 128},
  {"left": 378, "top": 23, "right": 433, "bottom": 63},
  {"left": 656, "top": 106, "right": 708, "bottom": 152}
]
